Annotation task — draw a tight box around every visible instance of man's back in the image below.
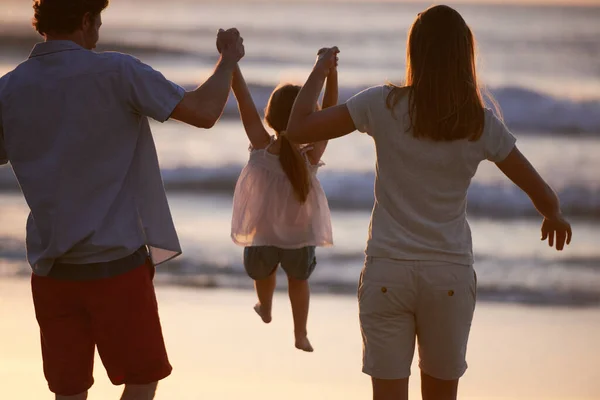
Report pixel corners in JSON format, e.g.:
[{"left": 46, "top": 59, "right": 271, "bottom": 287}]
[
  {"left": 4, "top": 1, "right": 245, "bottom": 396},
  {"left": 0, "top": 40, "right": 184, "bottom": 274}
]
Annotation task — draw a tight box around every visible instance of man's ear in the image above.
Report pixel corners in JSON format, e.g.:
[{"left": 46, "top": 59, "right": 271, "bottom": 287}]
[{"left": 81, "top": 12, "right": 94, "bottom": 31}]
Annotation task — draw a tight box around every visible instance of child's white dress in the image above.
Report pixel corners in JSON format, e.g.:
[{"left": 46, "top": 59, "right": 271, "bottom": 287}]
[{"left": 231, "top": 138, "right": 333, "bottom": 249}]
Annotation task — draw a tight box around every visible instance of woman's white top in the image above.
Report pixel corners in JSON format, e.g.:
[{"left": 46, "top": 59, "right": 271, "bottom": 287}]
[{"left": 346, "top": 85, "right": 517, "bottom": 265}]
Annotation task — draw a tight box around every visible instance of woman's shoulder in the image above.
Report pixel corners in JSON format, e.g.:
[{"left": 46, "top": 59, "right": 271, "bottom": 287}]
[
  {"left": 480, "top": 107, "right": 509, "bottom": 137},
  {"left": 482, "top": 107, "right": 502, "bottom": 124},
  {"left": 387, "top": 84, "right": 410, "bottom": 98},
  {"left": 353, "top": 84, "right": 395, "bottom": 99},
  {"left": 349, "top": 84, "right": 409, "bottom": 111}
]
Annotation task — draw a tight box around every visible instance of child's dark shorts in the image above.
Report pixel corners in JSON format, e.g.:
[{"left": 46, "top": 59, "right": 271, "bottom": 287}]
[{"left": 243, "top": 246, "right": 317, "bottom": 281}]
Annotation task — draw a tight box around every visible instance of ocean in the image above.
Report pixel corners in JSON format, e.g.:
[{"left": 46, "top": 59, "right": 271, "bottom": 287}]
[{"left": 1, "top": 0, "right": 599, "bottom": 306}]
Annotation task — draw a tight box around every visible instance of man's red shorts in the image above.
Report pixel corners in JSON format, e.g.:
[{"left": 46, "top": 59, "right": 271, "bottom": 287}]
[{"left": 31, "top": 260, "right": 172, "bottom": 396}]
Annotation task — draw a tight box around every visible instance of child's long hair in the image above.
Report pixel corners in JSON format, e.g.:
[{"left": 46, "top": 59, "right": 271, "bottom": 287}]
[
  {"left": 387, "top": 5, "right": 491, "bottom": 142},
  {"left": 264, "top": 84, "right": 312, "bottom": 203}
]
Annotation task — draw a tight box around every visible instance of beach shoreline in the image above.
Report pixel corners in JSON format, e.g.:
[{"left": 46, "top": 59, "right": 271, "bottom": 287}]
[
  {"left": 2, "top": 190, "right": 600, "bottom": 309},
  {"left": 1, "top": 277, "right": 599, "bottom": 400}
]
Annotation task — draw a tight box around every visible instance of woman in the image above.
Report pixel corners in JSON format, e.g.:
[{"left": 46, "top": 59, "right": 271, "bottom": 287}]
[{"left": 287, "top": 5, "right": 572, "bottom": 400}]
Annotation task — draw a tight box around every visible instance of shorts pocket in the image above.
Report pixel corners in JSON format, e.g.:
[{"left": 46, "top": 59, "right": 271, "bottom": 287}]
[
  {"left": 430, "top": 283, "right": 474, "bottom": 311},
  {"left": 423, "top": 284, "right": 476, "bottom": 332},
  {"left": 359, "top": 281, "right": 417, "bottom": 380},
  {"left": 359, "top": 280, "right": 415, "bottom": 317},
  {"left": 359, "top": 258, "right": 416, "bottom": 310}
]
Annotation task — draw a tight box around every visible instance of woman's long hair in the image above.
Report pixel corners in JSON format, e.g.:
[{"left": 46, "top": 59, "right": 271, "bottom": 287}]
[
  {"left": 264, "top": 84, "right": 312, "bottom": 203},
  {"left": 387, "top": 5, "right": 494, "bottom": 141}
]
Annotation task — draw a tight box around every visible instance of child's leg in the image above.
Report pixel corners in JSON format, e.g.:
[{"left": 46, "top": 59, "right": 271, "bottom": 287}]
[
  {"left": 281, "top": 247, "right": 317, "bottom": 352},
  {"left": 254, "top": 271, "right": 277, "bottom": 323},
  {"left": 244, "top": 247, "right": 279, "bottom": 324},
  {"left": 287, "top": 276, "right": 313, "bottom": 352}
]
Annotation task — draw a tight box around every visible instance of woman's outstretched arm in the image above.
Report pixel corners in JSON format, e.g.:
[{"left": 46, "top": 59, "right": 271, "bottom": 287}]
[
  {"left": 287, "top": 47, "right": 356, "bottom": 145},
  {"left": 496, "top": 147, "right": 572, "bottom": 250},
  {"left": 232, "top": 64, "right": 271, "bottom": 149}
]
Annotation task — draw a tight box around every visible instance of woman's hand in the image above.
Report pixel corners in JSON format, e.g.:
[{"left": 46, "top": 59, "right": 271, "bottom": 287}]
[
  {"left": 314, "top": 47, "right": 339, "bottom": 76},
  {"left": 287, "top": 45, "right": 355, "bottom": 145},
  {"left": 495, "top": 147, "right": 573, "bottom": 252},
  {"left": 541, "top": 214, "right": 572, "bottom": 251}
]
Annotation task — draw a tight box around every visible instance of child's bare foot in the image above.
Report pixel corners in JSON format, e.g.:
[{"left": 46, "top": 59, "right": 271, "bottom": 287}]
[
  {"left": 253, "top": 303, "right": 272, "bottom": 324},
  {"left": 295, "top": 336, "right": 314, "bottom": 352}
]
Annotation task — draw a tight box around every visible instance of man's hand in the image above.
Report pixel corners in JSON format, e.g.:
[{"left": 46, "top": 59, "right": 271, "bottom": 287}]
[
  {"left": 170, "top": 28, "right": 244, "bottom": 129},
  {"left": 216, "top": 28, "right": 245, "bottom": 63}
]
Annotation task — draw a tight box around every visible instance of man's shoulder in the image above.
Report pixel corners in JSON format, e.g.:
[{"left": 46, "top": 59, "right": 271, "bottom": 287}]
[
  {"left": 0, "top": 65, "right": 22, "bottom": 99},
  {"left": 94, "top": 51, "right": 142, "bottom": 69},
  {"left": 0, "top": 70, "right": 11, "bottom": 88}
]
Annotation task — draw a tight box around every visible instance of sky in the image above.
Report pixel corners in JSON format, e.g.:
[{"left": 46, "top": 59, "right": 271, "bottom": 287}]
[
  {"left": 193, "top": 0, "right": 600, "bottom": 5},
  {"left": 318, "top": 0, "right": 600, "bottom": 4},
  {"left": 1, "top": 0, "right": 599, "bottom": 6}
]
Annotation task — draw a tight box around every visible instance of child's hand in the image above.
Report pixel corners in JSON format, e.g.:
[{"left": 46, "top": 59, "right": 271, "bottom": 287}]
[
  {"left": 319, "top": 48, "right": 339, "bottom": 79},
  {"left": 216, "top": 28, "right": 245, "bottom": 62},
  {"left": 314, "top": 47, "right": 339, "bottom": 76},
  {"left": 317, "top": 48, "right": 339, "bottom": 69},
  {"left": 541, "top": 214, "right": 572, "bottom": 251}
]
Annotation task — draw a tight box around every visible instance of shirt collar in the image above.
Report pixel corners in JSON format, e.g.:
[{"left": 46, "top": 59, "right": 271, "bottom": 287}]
[{"left": 29, "top": 40, "right": 86, "bottom": 59}]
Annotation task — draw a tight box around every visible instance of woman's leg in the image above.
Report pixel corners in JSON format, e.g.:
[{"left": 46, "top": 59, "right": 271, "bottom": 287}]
[
  {"left": 421, "top": 372, "right": 458, "bottom": 400},
  {"left": 372, "top": 378, "right": 409, "bottom": 400},
  {"left": 415, "top": 263, "right": 476, "bottom": 400},
  {"left": 254, "top": 270, "right": 277, "bottom": 323},
  {"left": 359, "top": 258, "right": 418, "bottom": 400},
  {"left": 287, "top": 276, "right": 313, "bottom": 352}
]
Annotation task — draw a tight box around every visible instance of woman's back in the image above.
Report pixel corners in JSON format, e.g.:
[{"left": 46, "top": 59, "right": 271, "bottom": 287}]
[{"left": 346, "top": 85, "right": 515, "bottom": 264}]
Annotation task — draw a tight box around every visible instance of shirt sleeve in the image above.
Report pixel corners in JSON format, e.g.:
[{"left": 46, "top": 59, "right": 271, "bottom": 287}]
[
  {"left": 0, "top": 112, "right": 7, "bottom": 165},
  {"left": 345, "top": 86, "right": 386, "bottom": 136},
  {"left": 121, "top": 55, "right": 186, "bottom": 123},
  {"left": 483, "top": 108, "right": 517, "bottom": 162}
]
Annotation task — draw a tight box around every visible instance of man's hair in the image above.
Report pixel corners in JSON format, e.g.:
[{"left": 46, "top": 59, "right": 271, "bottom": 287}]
[{"left": 32, "top": 0, "right": 109, "bottom": 36}]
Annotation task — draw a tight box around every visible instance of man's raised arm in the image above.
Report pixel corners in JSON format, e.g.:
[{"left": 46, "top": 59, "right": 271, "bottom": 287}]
[{"left": 170, "top": 29, "right": 245, "bottom": 129}]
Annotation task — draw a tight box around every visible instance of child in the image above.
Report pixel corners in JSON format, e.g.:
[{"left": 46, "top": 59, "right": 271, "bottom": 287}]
[
  {"left": 286, "top": 6, "right": 572, "bottom": 399},
  {"left": 229, "top": 50, "right": 336, "bottom": 352}
]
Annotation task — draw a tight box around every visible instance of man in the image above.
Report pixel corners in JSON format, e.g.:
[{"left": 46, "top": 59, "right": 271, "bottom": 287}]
[{"left": 0, "top": 0, "right": 244, "bottom": 399}]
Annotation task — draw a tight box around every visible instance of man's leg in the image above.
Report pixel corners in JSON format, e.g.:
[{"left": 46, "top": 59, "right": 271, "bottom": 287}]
[
  {"left": 87, "top": 261, "right": 172, "bottom": 394},
  {"left": 31, "top": 274, "right": 96, "bottom": 399},
  {"left": 121, "top": 382, "right": 158, "bottom": 400},
  {"left": 56, "top": 393, "right": 88, "bottom": 400}
]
